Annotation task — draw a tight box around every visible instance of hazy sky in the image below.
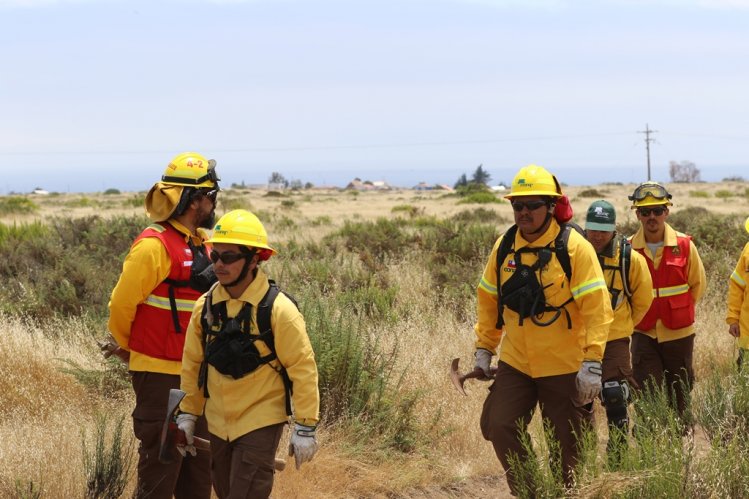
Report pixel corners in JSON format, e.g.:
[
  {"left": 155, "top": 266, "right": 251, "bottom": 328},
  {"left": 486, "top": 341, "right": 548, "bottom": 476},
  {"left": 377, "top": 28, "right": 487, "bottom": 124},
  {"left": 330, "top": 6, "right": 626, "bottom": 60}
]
[{"left": 2, "top": 0, "right": 748, "bottom": 193}]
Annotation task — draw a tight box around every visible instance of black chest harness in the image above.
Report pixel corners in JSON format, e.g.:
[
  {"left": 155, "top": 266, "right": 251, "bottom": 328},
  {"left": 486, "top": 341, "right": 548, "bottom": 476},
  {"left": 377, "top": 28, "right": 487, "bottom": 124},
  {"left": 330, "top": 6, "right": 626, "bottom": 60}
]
[
  {"left": 197, "top": 281, "right": 295, "bottom": 416},
  {"left": 163, "top": 239, "right": 217, "bottom": 333},
  {"left": 496, "top": 223, "right": 582, "bottom": 330}
]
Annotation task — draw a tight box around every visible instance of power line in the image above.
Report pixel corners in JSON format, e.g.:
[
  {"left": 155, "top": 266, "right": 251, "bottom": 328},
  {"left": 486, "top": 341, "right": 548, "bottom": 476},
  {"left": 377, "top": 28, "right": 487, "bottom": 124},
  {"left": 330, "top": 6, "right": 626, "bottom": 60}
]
[{"left": 0, "top": 132, "right": 635, "bottom": 156}]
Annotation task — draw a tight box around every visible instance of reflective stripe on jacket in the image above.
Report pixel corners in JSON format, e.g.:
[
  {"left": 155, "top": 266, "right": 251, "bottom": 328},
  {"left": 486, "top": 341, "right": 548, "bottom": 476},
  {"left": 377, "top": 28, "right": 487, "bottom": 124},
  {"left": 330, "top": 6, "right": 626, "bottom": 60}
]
[
  {"left": 129, "top": 223, "right": 203, "bottom": 361},
  {"left": 727, "top": 242, "right": 749, "bottom": 349}
]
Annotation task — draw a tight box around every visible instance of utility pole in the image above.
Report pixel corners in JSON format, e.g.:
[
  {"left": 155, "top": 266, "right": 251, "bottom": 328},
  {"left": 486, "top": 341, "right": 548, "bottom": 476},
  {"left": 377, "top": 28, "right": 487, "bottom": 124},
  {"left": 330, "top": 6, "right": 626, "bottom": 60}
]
[{"left": 638, "top": 124, "right": 657, "bottom": 180}]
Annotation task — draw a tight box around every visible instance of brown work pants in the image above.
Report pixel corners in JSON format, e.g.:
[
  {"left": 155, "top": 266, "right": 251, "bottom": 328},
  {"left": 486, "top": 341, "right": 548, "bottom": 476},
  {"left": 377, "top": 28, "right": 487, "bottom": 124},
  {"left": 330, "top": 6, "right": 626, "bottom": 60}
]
[
  {"left": 210, "top": 423, "right": 286, "bottom": 499},
  {"left": 131, "top": 371, "right": 212, "bottom": 499},
  {"left": 480, "top": 362, "right": 593, "bottom": 495},
  {"left": 602, "top": 337, "right": 635, "bottom": 386},
  {"left": 630, "top": 333, "right": 695, "bottom": 421}
]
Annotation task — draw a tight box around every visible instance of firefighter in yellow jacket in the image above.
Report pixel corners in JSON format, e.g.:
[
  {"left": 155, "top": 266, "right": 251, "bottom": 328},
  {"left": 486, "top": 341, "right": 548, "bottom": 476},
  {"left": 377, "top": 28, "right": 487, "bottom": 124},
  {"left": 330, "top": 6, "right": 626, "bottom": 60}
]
[
  {"left": 727, "top": 216, "right": 749, "bottom": 367},
  {"left": 108, "top": 152, "right": 219, "bottom": 499},
  {"left": 585, "top": 200, "right": 653, "bottom": 459},
  {"left": 475, "top": 165, "right": 613, "bottom": 494},
  {"left": 178, "top": 209, "right": 320, "bottom": 499},
  {"left": 628, "top": 182, "right": 706, "bottom": 427}
]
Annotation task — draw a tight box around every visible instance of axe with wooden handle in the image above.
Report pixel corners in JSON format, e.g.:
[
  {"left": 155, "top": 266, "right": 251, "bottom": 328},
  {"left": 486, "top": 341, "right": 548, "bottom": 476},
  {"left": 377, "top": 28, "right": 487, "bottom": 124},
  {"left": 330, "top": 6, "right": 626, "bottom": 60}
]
[{"left": 158, "top": 389, "right": 286, "bottom": 471}]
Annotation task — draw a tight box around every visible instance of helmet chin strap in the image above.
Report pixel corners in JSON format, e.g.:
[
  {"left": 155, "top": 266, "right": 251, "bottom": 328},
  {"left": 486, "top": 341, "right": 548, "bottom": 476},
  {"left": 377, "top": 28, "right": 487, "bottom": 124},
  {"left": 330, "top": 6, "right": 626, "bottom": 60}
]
[{"left": 224, "top": 248, "right": 257, "bottom": 288}]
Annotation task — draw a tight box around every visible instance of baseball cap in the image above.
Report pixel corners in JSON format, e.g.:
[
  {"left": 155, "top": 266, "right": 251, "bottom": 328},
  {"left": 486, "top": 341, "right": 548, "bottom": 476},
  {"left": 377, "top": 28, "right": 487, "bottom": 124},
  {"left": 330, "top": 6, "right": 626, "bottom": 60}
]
[{"left": 586, "top": 200, "right": 616, "bottom": 232}]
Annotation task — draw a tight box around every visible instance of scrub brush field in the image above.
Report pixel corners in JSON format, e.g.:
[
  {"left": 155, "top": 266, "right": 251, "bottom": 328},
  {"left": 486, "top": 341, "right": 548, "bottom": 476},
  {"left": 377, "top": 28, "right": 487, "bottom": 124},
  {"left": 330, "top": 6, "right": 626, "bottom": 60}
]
[{"left": 1, "top": 181, "right": 748, "bottom": 498}]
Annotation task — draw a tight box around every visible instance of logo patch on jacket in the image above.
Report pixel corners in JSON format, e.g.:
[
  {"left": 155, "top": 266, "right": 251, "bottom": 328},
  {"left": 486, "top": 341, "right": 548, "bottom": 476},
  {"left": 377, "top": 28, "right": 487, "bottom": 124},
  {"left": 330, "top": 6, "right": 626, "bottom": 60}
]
[{"left": 504, "top": 259, "right": 517, "bottom": 272}]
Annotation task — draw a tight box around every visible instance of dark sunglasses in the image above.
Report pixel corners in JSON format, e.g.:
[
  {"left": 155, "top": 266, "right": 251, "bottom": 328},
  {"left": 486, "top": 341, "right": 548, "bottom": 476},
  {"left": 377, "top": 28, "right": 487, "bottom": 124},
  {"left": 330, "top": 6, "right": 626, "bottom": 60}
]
[
  {"left": 209, "top": 250, "right": 246, "bottom": 264},
  {"left": 637, "top": 207, "right": 666, "bottom": 217},
  {"left": 193, "top": 188, "right": 218, "bottom": 203},
  {"left": 203, "top": 189, "right": 218, "bottom": 202},
  {"left": 511, "top": 200, "right": 547, "bottom": 212}
]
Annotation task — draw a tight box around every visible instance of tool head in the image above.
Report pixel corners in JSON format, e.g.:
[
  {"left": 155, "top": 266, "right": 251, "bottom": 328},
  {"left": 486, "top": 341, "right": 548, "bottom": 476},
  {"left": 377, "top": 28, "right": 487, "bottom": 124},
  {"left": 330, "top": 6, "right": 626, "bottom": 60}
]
[
  {"left": 158, "top": 389, "right": 187, "bottom": 464},
  {"left": 450, "top": 358, "right": 468, "bottom": 396}
]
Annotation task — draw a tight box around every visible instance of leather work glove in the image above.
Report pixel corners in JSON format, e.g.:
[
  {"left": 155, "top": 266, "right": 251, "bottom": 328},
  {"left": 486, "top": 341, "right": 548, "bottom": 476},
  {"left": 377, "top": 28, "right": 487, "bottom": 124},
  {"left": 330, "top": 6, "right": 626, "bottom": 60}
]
[
  {"left": 175, "top": 413, "right": 198, "bottom": 457},
  {"left": 474, "top": 349, "right": 494, "bottom": 379},
  {"left": 288, "top": 423, "right": 318, "bottom": 470},
  {"left": 575, "top": 360, "right": 603, "bottom": 406}
]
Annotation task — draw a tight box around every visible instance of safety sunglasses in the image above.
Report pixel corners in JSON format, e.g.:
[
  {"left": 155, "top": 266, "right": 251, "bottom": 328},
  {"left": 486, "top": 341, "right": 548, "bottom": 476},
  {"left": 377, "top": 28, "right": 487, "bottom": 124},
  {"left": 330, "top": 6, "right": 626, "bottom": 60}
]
[
  {"left": 629, "top": 183, "right": 672, "bottom": 202},
  {"left": 637, "top": 207, "right": 667, "bottom": 217},
  {"left": 511, "top": 200, "right": 547, "bottom": 212},
  {"left": 209, "top": 250, "right": 247, "bottom": 265},
  {"left": 202, "top": 189, "right": 219, "bottom": 202}
]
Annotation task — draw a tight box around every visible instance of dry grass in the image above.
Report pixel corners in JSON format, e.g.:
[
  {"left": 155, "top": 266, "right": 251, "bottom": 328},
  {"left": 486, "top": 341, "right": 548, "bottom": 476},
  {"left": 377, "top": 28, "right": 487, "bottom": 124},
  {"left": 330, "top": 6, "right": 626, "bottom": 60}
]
[
  {"left": 0, "top": 316, "right": 136, "bottom": 497},
  {"left": 1, "top": 182, "right": 747, "bottom": 497}
]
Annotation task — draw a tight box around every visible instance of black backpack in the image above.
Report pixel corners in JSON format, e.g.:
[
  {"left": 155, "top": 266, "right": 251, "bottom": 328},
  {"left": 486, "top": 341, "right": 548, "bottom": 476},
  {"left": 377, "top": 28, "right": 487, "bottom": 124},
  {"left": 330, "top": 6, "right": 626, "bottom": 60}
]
[
  {"left": 598, "top": 236, "right": 632, "bottom": 308},
  {"left": 495, "top": 222, "right": 584, "bottom": 329},
  {"left": 198, "top": 279, "right": 297, "bottom": 415}
]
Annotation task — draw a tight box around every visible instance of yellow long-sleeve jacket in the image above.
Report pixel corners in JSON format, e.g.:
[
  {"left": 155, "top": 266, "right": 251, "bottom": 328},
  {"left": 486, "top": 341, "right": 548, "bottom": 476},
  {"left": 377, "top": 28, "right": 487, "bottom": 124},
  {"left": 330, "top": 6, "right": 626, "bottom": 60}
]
[
  {"left": 727, "top": 242, "right": 749, "bottom": 349},
  {"left": 475, "top": 220, "right": 613, "bottom": 378},
  {"left": 180, "top": 268, "right": 320, "bottom": 441},
  {"left": 108, "top": 220, "right": 206, "bottom": 375},
  {"left": 597, "top": 236, "right": 653, "bottom": 342},
  {"left": 630, "top": 223, "right": 706, "bottom": 343}
]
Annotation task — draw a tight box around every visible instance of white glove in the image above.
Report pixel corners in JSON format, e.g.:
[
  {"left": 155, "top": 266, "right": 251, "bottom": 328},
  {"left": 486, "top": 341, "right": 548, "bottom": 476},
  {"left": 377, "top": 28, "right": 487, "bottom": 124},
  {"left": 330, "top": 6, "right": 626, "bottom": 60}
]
[
  {"left": 474, "top": 349, "right": 494, "bottom": 379},
  {"left": 175, "top": 413, "right": 198, "bottom": 457},
  {"left": 575, "top": 361, "right": 602, "bottom": 405},
  {"left": 288, "top": 423, "right": 318, "bottom": 470}
]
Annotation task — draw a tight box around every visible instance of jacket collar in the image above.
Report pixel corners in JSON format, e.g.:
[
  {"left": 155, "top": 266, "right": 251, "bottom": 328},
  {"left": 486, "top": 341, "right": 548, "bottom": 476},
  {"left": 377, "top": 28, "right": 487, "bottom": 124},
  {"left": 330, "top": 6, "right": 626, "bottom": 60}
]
[
  {"left": 211, "top": 267, "right": 270, "bottom": 307},
  {"left": 631, "top": 222, "right": 676, "bottom": 249}
]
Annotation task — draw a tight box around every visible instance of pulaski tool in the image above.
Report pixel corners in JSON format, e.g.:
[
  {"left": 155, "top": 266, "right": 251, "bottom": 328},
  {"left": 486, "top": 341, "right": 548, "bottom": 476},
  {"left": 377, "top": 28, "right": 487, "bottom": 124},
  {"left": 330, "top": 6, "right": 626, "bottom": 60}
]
[
  {"left": 450, "top": 358, "right": 498, "bottom": 396},
  {"left": 159, "top": 389, "right": 286, "bottom": 471}
]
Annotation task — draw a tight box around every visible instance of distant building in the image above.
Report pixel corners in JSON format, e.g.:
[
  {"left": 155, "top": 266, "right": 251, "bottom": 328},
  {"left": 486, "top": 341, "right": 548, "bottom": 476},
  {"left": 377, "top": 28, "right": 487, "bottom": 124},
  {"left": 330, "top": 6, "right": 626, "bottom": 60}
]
[
  {"left": 31, "top": 187, "right": 50, "bottom": 195},
  {"left": 346, "top": 178, "right": 392, "bottom": 191}
]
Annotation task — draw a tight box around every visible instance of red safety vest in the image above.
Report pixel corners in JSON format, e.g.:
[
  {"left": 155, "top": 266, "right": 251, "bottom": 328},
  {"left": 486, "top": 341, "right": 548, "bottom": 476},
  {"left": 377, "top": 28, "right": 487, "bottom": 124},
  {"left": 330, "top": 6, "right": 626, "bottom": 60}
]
[
  {"left": 129, "top": 223, "right": 204, "bottom": 361},
  {"left": 635, "top": 235, "right": 694, "bottom": 331}
]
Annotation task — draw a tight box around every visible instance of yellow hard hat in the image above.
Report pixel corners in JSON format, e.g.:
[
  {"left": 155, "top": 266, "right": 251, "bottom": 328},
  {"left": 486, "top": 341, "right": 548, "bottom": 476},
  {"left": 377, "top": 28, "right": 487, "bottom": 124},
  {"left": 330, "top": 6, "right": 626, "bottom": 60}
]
[
  {"left": 161, "top": 152, "right": 220, "bottom": 188},
  {"left": 629, "top": 181, "right": 673, "bottom": 209},
  {"left": 207, "top": 209, "right": 276, "bottom": 256},
  {"left": 505, "top": 164, "right": 562, "bottom": 199}
]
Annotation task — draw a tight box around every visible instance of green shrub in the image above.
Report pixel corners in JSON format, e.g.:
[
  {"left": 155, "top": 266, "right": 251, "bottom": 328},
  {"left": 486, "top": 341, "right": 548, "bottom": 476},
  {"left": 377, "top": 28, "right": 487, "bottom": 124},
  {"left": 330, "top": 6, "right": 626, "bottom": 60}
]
[
  {"left": 103, "top": 188, "right": 120, "bottom": 195},
  {"left": 219, "top": 195, "right": 251, "bottom": 211},
  {"left": 457, "top": 191, "right": 501, "bottom": 204},
  {"left": 310, "top": 215, "right": 332, "bottom": 226},
  {"left": 0, "top": 215, "right": 146, "bottom": 320},
  {"left": 689, "top": 190, "right": 710, "bottom": 198},
  {"left": 264, "top": 191, "right": 286, "bottom": 198},
  {"left": 14, "top": 478, "right": 43, "bottom": 499},
  {"left": 121, "top": 194, "right": 144, "bottom": 208},
  {"left": 391, "top": 204, "right": 424, "bottom": 218},
  {"left": 0, "top": 196, "right": 38, "bottom": 214},
  {"left": 64, "top": 196, "right": 100, "bottom": 208},
  {"left": 328, "top": 218, "right": 411, "bottom": 261},
  {"left": 451, "top": 207, "right": 507, "bottom": 225},
  {"left": 281, "top": 199, "right": 296, "bottom": 208},
  {"left": 82, "top": 414, "right": 133, "bottom": 499},
  {"left": 578, "top": 188, "right": 606, "bottom": 197},
  {"left": 714, "top": 189, "right": 734, "bottom": 199}
]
